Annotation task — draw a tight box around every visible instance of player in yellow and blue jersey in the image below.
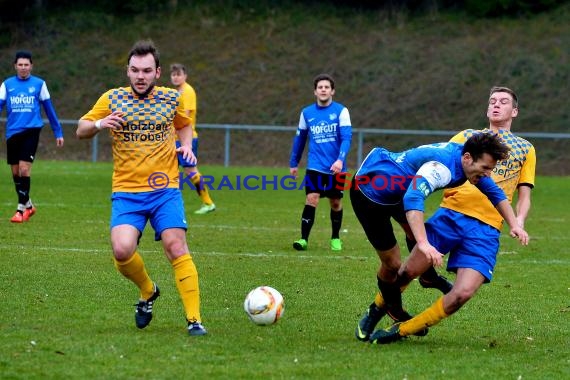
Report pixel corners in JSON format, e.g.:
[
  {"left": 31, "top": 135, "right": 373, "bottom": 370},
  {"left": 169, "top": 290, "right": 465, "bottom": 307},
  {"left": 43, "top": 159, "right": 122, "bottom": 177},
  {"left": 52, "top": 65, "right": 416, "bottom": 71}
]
[
  {"left": 170, "top": 63, "right": 216, "bottom": 215},
  {"left": 368, "top": 86, "right": 536, "bottom": 344},
  {"left": 76, "top": 40, "right": 207, "bottom": 336}
]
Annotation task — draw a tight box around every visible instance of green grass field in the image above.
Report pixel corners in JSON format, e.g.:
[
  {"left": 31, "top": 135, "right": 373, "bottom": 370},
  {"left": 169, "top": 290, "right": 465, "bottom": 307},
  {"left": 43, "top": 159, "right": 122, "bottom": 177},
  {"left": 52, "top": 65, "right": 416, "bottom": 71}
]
[{"left": 0, "top": 161, "right": 568, "bottom": 379}]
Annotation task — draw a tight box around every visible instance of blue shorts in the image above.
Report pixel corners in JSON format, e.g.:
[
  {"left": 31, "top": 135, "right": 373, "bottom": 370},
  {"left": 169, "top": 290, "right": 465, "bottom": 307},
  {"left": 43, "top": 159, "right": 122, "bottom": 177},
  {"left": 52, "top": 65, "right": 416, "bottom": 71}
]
[
  {"left": 426, "top": 208, "right": 500, "bottom": 282},
  {"left": 176, "top": 138, "right": 199, "bottom": 168},
  {"left": 110, "top": 188, "right": 187, "bottom": 241}
]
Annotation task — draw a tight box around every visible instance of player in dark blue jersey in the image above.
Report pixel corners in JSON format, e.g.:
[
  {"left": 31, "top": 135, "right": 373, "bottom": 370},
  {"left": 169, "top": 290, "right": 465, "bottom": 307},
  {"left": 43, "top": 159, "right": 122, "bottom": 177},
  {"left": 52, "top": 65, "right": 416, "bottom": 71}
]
[
  {"left": 289, "top": 74, "right": 352, "bottom": 251},
  {"left": 352, "top": 133, "right": 529, "bottom": 341},
  {"left": 0, "top": 51, "right": 64, "bottom": 223}
]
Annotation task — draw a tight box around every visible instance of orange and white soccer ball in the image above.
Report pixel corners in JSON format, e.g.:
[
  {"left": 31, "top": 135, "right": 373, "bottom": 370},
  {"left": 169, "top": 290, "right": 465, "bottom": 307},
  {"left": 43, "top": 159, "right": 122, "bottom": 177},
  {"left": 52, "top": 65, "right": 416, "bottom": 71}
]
[{"left": 243, "top": 286, "right": 285, "bottom": 325}]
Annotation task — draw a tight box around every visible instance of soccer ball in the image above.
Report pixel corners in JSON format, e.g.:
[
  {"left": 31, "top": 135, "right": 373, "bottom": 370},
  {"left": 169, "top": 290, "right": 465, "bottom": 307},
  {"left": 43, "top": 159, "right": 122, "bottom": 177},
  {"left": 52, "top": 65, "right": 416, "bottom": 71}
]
[{"left": 243, "top": 286, "right": 284, "bottom": 325}]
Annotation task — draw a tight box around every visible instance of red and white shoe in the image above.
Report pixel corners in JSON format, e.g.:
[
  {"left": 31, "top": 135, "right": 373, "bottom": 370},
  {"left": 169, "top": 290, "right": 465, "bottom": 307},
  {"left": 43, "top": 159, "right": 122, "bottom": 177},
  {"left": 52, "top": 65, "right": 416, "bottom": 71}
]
[
  {"left": 10, "top": 211, "right": 25, "bottom": 223},
  {"left": 23, "top": 207, "right": 36, "bottom": 220}
]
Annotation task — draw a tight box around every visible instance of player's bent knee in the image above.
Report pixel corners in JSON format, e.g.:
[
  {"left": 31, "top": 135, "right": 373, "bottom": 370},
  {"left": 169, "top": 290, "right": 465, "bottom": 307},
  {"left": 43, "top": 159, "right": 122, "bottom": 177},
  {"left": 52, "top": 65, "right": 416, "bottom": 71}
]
[
  {"left": 112, "top": 248, "right": 136, "bottom": 261},
  {"left": 111, "top": 240, "right": 138, "bottom": 260},
  {"left": 306, "top": 194, "right": 319, "bottom": 207},
  {"left": 163, "top": 239, "right": 189, "bottom": 259},
  {"left": 448, "top": 287, "right": 476, "bottom": 308},
  {"left": 400, "top": 265, "right": 423, "bottom": 279}
]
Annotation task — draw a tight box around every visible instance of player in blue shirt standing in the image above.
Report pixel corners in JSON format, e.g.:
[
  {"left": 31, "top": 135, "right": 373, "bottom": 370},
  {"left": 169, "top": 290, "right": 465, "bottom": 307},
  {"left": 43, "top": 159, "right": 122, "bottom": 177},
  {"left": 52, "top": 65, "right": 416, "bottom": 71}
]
[
  {"left": 289, "top": 74, "right": 352, "bottom": 251},
  {"left": 351, "top": 133, "right": 529, "bottom": 341},
  {"left": 0, "top": 51, "right": 64, "bottom": 223}
]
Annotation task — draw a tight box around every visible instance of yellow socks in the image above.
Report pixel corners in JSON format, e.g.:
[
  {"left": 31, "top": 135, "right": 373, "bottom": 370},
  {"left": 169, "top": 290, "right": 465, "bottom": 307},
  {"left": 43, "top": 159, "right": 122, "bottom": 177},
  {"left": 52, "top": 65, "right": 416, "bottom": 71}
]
[
  {"left": 114, "top": 251, "right": 154, "bottom": 300},
  {"left": 374, "top": 292, "right": 386, "bottom": 308},
  {"left": 114, "top": 252, "right": 202, "bottom": 324},
  {"left": 399, "top": 296, "right": 448, "bottom": 336},
  {"left": 172, "top": 254, "right": 202, "bottom": 323},
  {"left": 190, "top": 172, "right": 213, "bottom": 205}
]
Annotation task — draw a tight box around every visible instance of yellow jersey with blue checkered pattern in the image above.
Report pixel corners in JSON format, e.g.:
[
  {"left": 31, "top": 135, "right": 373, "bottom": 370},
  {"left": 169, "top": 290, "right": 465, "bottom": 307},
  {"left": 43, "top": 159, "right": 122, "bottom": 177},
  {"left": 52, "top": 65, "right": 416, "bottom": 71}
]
[
  {"left": 441, "top": 128, "right": 536, "bottom": 229},
  {"left": 179, "top": 82, "right": 197, "bottom": 138},
  {"left": 80, "top": 86, "right": 191, "bottom": 192}
]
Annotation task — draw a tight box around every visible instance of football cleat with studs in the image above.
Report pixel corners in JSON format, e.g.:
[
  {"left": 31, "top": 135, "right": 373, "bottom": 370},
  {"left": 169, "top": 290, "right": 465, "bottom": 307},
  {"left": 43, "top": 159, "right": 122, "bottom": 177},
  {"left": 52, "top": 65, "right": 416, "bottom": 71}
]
[
  {"left": 194, "top": 204, "right": 216, "bottom": 215},
  {"left": 355, "top": 303, "right": 386, "bottom": 341},
  {"left": 23, "top": 206, "right": 36, "bottom": 220},
  {"left": 134, "top": 283, "right": 160, "bottom": 329},
  {"left": 330, "top": 238, "right": 342, "bottom": 251},
  {"left": 293, "top": 238, "right": 308, "bottom": 251},
  {"left": 369, "top": 322, "right": 405, "bottom": 344},
  {"left": 10, "top": 211, "right": 25, "bottom": 223},
  {"left": 187, "top": 321, "right": 208, "bottom": 336}
]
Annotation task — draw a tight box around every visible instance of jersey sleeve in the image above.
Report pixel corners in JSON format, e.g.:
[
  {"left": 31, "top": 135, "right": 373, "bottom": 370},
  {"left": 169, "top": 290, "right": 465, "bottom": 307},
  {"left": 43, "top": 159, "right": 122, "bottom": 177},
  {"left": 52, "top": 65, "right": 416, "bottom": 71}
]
[
  {"left": 403, "top": 161, "right": 452, "bottom": 212},
  {"left": 181, "top": 83, "right": 197, "bottom": 128},
  {"left": 173, "top": 93, "right": 192, "bottom": 131},
  {"left": 41, "top": 99, "right": 63, "bottom": 138},
  {"left": 475, "top": 176, "right": 507, "bottom": 206},
  {"left": 449, "top": 130, "right": 472, "bottom": 144},
  {"left": 80, "top": 91, "right": 113, "bottom": 121},
  {"left": 39, "top": 81, "right": 51, "bottom": 101},
  {"left": 0, "top": 82, "right": 7, "bottom": 111},
  {"left": 38, "top": 82, "right": 63, "bottom": 138},
  {"left": 289, "top": 112, "right": 308, "bottom": 168},
  {"left": 519, "top": 145, "right": 536, "bottom": 188},
  {"left": 337, "top": 107, "right": 352, "bottom": 163}
]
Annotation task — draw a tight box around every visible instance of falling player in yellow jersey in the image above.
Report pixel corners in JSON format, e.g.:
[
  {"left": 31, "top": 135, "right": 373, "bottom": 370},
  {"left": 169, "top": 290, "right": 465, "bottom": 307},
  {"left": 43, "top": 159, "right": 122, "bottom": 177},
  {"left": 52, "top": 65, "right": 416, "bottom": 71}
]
[
  {"left": 170, "top": 63, "right": 216, "bottom": 215},
  {"left": 76, "top": 40, "right": 207, "bottom": 336},
  {"left": 366, "top": 86, "right": 536, "bottom": 344}
]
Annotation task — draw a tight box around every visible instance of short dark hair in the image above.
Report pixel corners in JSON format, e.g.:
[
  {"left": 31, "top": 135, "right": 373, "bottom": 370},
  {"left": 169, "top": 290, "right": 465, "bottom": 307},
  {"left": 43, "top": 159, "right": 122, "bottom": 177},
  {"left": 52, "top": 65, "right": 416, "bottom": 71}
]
[
  {"left": 463, "top": 132, "right": 510, "bottom": 162},
  {"left": 170, "top": 63, "right": 187, "bottom": 74},
  {"left": 490, "top": 86, "right": 518, "bottom": 109},
  {"left": 313, "top": 73, "right": 335, "bottom": 90},
  {"left": 127, "top": 39, "right": 160, "bottom": 68},
  {"left": 14, "top": 50, "right": 32, "bottom": 64}
]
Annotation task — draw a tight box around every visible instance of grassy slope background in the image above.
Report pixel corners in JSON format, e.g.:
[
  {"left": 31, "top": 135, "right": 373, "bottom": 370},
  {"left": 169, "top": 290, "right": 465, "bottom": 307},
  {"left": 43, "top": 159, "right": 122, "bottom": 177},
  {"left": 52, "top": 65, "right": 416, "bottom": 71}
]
[{"left": 0, "top": 2, "right": 568, "bottom": 173}]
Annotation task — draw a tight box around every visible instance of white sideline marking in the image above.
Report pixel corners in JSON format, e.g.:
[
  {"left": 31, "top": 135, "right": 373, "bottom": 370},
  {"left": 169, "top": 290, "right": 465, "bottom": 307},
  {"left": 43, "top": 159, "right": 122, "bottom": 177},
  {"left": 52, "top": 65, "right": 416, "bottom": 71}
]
[
  {"left": 0, "top": 245, "right": 363, "bottom": 260},
  {"left": 0, "top": 245, "right": 568, "bottom": 264},
  {"left": 191, "top": 223, "right": 298, "bottom": 232},
  {"left": 26, "top": 220, "right": 300, "bottom": 232},
  {"left": 9, "top": 215, "right": 570, "bottom": 239}
]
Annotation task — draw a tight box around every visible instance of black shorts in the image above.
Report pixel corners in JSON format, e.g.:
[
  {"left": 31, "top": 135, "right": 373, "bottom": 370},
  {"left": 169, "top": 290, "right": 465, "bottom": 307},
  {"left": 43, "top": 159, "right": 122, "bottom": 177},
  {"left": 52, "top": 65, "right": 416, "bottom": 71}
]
[
  {"left": 6, "top": 128, "right": 42, "bottom": 165},
  {"left": 350, "top": 182, "right": 408, "bottom": 251},
  {"left": 303, "top": 169, "right": 347, "bottom": 199}
]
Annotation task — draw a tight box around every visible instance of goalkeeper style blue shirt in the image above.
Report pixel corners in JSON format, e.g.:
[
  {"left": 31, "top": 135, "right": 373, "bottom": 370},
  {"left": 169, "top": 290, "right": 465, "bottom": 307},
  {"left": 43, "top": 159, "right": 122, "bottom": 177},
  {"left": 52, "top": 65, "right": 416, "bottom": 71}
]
[
  {"left": 289, "top": 101, "right": 352, "bottom": 173},
  {"left": 355, "top": 142, "right": 507, "bottom": 212},
  {"left": 0, "top": 75, "right": 63, "bottom": 139}
]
